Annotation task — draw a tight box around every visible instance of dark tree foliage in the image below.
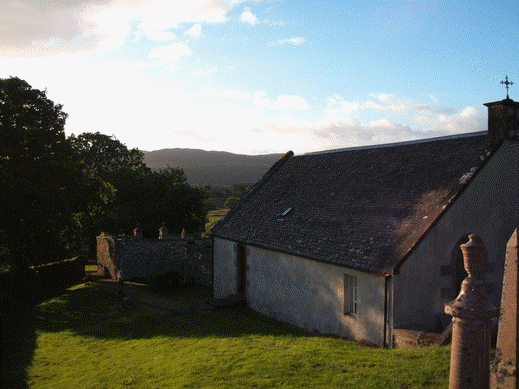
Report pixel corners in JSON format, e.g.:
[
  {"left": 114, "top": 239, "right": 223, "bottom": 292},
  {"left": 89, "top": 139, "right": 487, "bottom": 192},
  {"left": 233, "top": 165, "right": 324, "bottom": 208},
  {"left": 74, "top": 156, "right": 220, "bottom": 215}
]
[
  {"left": 0, "top": 78, "right": 67, "bottom": 162},
  {"left": 69, "top": 132, "right": 148, "bottom": 181},
  {"left": 70, "top": 132, "right": 206, "bottom": 239},
  {"left": 69, "top": 132, "right": 148, "bottom": 244},
  {"left": 131, "top": 168, "right": 207, "bottom": 238},
  {"left": 0, "top": 77, "right": 109, "bottom": 269},
  {"left": 224, "top": 196, "right": 240, "bottom": 209},
  {"left": 201, "top": 184, "right": 250, "bottom": 200},
  {"left": 201, "top": 184, "right": 250, "bottom": 211},
  {"left": 230, "top": 184, "right": 248, "bottom": 197}
]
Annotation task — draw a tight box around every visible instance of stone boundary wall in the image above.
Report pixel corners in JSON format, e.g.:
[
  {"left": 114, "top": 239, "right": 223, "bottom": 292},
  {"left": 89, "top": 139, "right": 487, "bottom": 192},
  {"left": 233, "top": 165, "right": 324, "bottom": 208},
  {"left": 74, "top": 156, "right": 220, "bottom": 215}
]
[{"left": 96, "top": 236, "right": 212, "bottom": 286}]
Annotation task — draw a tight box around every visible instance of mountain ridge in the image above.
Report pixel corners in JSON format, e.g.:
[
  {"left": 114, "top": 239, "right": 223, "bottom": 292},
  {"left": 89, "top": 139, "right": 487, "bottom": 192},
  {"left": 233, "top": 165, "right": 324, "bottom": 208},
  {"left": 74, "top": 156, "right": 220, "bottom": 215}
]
[{"left": 143, "top": 148, "right": 284, "bottom": 186}]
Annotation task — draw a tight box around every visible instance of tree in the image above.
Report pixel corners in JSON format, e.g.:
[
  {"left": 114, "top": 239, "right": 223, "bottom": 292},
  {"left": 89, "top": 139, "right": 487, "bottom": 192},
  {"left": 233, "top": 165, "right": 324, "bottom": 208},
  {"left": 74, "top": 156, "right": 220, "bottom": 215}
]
[
  {"left": 0, "top": 77, "right": 68, "bottom": 163},
  {"left": 224, "top": 196, "right": 240, "bottom": 209},
  {"left": 70, "top": 133, "right": 206, "bottom": 239},
  {"left": 107, "top": 167, "right": 206, "bottom": 238},
  {"left": 69, "top": 132, "right": 149, "bottom": 241},
  {"left": 0, "top": 77, "right": 109, "bottom": 269},
  {"left": 230, "top": 184, "right": 248, "bottom": 197},
  {"left": 69, "top": 132, "right": 148, "bottom": 181},
  {"left": 144, "top": 167, "right": 206, "bottom": 235}
]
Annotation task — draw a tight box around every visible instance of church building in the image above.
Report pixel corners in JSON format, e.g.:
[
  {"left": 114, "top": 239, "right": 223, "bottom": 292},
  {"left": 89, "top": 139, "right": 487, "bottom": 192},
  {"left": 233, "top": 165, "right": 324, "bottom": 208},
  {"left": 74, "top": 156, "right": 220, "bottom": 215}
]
[{"left": 211, "top": 94, "right": 519, "bottom": 347}]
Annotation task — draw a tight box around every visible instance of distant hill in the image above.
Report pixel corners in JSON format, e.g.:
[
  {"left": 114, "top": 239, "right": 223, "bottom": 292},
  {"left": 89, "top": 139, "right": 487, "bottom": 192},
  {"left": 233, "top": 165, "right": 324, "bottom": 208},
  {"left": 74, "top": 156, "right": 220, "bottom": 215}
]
[{"left": 143, "top": 148, "right": 284, "bottom": 186}]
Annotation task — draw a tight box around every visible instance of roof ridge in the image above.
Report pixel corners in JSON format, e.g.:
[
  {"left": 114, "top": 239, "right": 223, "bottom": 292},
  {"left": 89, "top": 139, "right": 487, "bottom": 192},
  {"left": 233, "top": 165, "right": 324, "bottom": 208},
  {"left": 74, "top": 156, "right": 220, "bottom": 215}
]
[{"left": 301, "top": 131, "right": 487, "bottom": 156}]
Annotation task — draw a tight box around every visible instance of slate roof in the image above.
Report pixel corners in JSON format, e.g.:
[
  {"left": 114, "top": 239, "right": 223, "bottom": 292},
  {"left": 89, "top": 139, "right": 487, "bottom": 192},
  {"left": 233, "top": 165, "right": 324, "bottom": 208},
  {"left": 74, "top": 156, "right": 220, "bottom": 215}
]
[{"left": 212, "top": 132, "right": 498, "bottom": 275}]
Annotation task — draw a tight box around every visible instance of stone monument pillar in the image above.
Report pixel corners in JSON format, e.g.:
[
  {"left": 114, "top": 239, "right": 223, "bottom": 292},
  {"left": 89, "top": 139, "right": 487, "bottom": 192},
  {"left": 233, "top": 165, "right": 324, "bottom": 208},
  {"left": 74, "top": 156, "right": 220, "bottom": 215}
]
[
  {"left": 445, "top": 234, "right": 500, "bottom": 389},
  {"left": 491, "top": 229, "right": 518, "bottom": 389}
]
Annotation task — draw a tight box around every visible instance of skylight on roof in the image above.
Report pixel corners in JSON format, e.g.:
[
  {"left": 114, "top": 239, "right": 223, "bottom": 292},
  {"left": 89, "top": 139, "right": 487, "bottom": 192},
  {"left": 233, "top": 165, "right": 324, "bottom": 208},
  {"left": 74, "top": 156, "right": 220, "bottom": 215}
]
[{"left": 280, "top": 207, "right": 293, "bottom": 217}]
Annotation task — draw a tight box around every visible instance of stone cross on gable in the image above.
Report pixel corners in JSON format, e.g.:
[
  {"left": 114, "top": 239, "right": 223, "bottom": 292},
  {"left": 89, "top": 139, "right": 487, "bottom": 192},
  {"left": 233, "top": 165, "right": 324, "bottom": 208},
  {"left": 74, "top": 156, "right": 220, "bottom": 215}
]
[{"left": 501, "top": 75, "right": 514, "bottom": 99}]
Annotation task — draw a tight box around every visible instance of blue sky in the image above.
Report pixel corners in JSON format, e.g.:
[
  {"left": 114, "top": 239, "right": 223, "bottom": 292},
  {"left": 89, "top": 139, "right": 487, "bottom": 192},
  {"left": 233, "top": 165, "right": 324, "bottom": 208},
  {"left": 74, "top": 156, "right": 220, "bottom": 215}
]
[{"left": 1, "top": 0, "right": 517, "bottom": 154}]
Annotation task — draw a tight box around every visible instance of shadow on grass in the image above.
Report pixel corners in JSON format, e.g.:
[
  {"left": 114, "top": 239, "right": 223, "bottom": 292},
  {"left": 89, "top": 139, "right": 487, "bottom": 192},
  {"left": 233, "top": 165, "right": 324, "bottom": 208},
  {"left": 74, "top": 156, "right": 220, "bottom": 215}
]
[
  {"left": 35, "top": 283, "right": 313, "bottom": 342},
  {"left": 1, "top": 285, "right": 80, "bottom": 389},
  {"left": 1, "top": 297, "right": 37, "bottom": 389}
]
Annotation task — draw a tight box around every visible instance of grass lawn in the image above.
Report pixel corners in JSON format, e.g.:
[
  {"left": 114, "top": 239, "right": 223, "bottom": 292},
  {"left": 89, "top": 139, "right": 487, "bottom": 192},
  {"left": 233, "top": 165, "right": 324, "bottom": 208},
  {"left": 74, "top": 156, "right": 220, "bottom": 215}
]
[
  {"left": 85, "top": 264, "right": 98, "bottom": 272},
  {"left": 2, "top": 283, "right": 451, "bottom": 388}
]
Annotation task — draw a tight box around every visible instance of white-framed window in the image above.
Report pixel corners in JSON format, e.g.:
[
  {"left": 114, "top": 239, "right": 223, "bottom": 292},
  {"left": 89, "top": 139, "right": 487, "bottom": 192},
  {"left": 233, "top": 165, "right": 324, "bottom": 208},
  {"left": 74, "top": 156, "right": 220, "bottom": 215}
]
[{"left": 344, "top": 274, "right": 358, "bottom": 315}]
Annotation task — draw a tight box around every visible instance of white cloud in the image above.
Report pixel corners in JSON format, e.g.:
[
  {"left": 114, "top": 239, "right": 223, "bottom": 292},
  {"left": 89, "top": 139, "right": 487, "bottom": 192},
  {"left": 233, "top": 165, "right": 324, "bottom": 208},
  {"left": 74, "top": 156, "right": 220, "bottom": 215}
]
[
  {"left": 222, "top": 89, "right": 251, "bottom": 101},
  {"left": 162, "top": 63, "right": 180, "bottom": 71},
  {"left": 143, "top": 30, "right": 176, "bottom": 41},
  {"left": 361, "top": 93, "right": 454, "bottom": 115},
  {"left": 191, "top": 67, "right": 219, "bottom": 76},
  {"left": 132, "top": 60, "right": 158, "bottom": 69},
  {"left": 271, "top": 37, "right": 306, "bottom": 46},
  {"left": 367, "top": 118, "right": 398, "bottom": 129},
  {"left": 263, "top": 116, "right": 439, "bottom": 153},
  {"left": 197, "top": 88, "right": 310, "bottom": 112},
  {"left": 184, "top": 24, "right": 202, "bottom": 38},
  {"left": 251, "top": 91, "right": 310, "bottom": 112},
  {"left": 326, "top": 95, "right": 359, "bottom": 114},
  {"left": 415, "top": 106, "right": 485, "bottom": 134},
  {"left": 241, "top": 9, "right": 258, "bottom": 25},
  {"left": 0, "top": 0, "right": 246, "bottom": 57},
  {"left": 251, "top": 91, "right": 271, "bottom": 110},
  {"left": 273, "top": 95, "right": 310, "bottom": 110},
  {"left": 197, "top": 87, "right": 252, "bottom": 102},
  {"left": 149, "top": 43, "right": 192, "bottom": 63},
  {"left": 327, "top": 93, "right": 455, "bottom": 119},
  {"left": 131, "top": 1, "right": 248, "bottom": 40}
]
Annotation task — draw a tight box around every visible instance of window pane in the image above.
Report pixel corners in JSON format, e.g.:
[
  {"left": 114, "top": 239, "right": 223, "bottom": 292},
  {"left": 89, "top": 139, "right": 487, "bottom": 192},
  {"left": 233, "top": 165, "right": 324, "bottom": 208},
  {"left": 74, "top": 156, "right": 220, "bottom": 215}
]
[
  {"left": 349, "top": 275, "right": 357, "bottom": 315},
  {"left": 344, "top": 274, "right": 350, "bottom": 315}
]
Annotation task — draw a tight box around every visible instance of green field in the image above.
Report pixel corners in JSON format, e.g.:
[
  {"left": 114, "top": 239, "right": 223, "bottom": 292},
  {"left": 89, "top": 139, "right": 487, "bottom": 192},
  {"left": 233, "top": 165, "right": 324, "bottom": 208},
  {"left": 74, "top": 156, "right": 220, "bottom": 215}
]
[
  {"left": 1, "top": 283, "right": 451, "bottom": 388},
  {"left": 205, "top": 209, "right": 230, "bottom": 234}
]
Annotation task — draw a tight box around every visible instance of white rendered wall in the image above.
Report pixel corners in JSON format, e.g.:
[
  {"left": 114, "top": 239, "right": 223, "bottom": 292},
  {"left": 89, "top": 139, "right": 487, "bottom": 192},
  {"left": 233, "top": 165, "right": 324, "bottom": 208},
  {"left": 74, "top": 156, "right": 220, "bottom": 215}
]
[
  {"left": 245, "top": 246, "right": 386, "bottom": 346},
  {"left": 213, "top": 237, "right": 239, "bottom": 298}
]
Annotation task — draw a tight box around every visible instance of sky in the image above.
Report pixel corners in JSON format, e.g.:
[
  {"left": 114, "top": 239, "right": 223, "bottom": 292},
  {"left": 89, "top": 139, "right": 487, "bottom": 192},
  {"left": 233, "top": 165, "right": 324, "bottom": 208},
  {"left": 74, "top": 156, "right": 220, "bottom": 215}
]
[{"left": 1, "top": 1, "right": 518, "bottom": 155}]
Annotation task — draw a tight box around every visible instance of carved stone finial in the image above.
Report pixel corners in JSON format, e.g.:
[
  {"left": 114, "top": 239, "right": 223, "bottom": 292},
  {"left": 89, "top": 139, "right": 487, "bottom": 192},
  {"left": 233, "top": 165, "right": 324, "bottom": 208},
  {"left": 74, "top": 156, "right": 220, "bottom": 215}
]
[
  {"left": 460, "top": 234, "right": 486, "bottom": 279},
  {"left": 133, "top": 223, "right": 143, "bottom": 239},
  {"left": 159, "top": 222, "right": 169, "bottom": 239},
  {"left": 446, "top": 234, "right": 498, "bottom": 320},
  {"left": 445, "top": 234, "right": 499, "bottom": 389}
]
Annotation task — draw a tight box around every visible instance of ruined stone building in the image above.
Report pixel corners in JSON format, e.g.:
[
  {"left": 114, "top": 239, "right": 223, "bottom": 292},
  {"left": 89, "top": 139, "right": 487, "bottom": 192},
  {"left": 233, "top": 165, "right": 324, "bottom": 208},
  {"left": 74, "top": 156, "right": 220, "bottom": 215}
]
[{"left": 97, "top": 225, "right": 212, "bottom": 286}]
